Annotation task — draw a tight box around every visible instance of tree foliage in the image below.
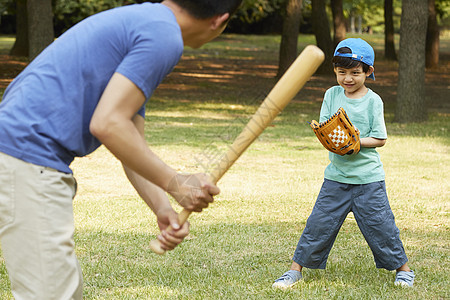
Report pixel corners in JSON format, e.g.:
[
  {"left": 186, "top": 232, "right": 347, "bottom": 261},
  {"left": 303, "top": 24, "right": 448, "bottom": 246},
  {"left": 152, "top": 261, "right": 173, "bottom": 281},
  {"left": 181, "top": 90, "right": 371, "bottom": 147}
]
[
  {"left": 343, "top": 0, "right": 401, "bottom": 33},
  {"left": 2, "top": 0, "right": 450, "bottom": 34},
  {"left": 236, "top": 0, "right": 284, "bottom": 23},
  {"left": 53, "top": 0, "right": 125, "bottom": 34},
  {"left": 54, "top": 0, "right": 123, "bottom": 22},
  {"left": 0, "top": 0, "right": 13, "bottom": 15},
  {"left": 436, "top": 0, "right": 450, "bottom": 24}
]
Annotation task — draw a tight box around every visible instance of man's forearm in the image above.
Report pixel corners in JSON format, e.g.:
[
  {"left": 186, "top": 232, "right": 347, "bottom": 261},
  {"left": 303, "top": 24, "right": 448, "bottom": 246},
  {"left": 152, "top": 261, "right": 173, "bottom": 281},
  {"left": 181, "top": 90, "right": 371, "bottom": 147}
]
[{"left": 123, "top": 164, "right": 173, "bottom": 214}]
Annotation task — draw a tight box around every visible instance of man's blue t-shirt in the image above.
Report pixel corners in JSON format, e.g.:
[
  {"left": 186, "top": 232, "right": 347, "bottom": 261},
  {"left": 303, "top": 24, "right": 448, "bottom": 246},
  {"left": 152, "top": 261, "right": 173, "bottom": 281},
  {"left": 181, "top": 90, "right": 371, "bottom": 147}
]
[
  {"left": 319, "top": 86, "right": 388, "bottom": 184},
  {"left": 0, "top": 3, "right": 183, "bottom": 173}
]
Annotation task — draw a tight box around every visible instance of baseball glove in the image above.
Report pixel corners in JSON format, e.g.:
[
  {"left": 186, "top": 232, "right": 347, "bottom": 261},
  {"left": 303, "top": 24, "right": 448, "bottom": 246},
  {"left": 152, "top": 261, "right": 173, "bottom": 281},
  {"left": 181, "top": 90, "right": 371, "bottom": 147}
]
[{"left": 310, "top": 107, "right": 360, "bottom": 155}]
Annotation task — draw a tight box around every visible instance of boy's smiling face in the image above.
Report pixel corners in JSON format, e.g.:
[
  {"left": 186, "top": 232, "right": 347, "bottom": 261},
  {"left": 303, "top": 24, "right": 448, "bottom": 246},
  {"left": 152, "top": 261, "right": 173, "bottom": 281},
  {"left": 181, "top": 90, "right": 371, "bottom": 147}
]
[{"left": 334, "top": 65, "right": 374, "bottom": 99}]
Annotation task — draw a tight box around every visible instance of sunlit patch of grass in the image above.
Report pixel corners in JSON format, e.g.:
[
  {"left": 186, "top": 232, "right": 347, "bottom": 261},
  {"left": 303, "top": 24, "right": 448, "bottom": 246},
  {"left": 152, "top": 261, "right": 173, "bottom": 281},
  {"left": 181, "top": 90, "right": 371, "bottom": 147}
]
[{"left": 0, "top": 36, "right": 15, "bottom": 55}]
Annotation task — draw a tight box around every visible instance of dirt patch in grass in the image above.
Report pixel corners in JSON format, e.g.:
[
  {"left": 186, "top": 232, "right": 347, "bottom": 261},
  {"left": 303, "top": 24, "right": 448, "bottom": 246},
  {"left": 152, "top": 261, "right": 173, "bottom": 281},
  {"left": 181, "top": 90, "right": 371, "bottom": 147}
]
[{"left": 0, "top": 55, "right": 28, "bottom": 89}]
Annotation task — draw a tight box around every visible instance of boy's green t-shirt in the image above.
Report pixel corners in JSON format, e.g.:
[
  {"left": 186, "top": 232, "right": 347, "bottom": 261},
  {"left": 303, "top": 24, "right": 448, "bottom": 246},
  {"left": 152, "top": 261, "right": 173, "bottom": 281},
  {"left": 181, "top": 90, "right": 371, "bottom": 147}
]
[{"left": 319, "top": 86, "right": 388, "bottom": 184}]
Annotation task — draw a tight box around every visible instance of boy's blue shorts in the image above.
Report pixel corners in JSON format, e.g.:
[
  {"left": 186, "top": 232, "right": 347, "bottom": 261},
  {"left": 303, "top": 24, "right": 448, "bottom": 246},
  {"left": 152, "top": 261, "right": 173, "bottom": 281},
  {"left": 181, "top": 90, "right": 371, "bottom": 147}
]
[{"left": 293, "top": 179, "right": 408, "bottom": 271}]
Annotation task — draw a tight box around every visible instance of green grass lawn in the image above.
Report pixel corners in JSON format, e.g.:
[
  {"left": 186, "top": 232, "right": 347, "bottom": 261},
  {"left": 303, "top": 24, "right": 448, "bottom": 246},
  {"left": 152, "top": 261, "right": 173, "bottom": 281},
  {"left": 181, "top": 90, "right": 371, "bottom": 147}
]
[{"left": 0, "top": 34, "right": 449, "bottom": 299}]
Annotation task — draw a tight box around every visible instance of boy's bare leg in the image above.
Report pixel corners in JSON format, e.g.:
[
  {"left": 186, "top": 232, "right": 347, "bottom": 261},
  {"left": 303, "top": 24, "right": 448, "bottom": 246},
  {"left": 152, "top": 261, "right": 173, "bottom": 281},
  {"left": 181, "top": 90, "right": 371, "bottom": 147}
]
[
  {"left": 394, "top": 262, "right": 415, "bottom": 287},
  {"left": 396, "top": 263, "right": 411, "bottom": 272},
  {"left": 290, "top": 261, "right": 303, "bottom": 272}
]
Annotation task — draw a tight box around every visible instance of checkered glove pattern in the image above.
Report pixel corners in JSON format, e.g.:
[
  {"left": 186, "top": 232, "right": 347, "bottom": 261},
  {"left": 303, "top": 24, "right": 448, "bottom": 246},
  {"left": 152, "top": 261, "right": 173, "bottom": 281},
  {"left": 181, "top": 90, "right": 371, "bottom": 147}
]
[{"left": 310, "top": 107, "right": 360, "bottom": 156}]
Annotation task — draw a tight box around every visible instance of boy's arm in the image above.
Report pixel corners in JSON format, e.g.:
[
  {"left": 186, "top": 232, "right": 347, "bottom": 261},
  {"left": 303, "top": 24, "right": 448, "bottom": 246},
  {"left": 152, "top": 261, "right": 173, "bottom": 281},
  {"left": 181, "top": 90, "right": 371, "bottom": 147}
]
[
  {"left": 368, "top": 96, "right": 388, "bottom": 144},
  {"left": 319, "top": 89, "right": 333, "bottom": 122},
  {"left": 361, "top": 137, "right": 386, "bottom": 148}
]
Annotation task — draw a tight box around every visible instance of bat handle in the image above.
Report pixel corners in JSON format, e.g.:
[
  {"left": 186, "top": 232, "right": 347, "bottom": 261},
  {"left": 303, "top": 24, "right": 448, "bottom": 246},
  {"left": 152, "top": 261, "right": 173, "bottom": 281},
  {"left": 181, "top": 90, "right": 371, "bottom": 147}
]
[
  {"left": 149, "top": 209, "right": 192, "bottom": 255},
  {"left": 150, "top": 173, "right": 221, "bottom": 255}
]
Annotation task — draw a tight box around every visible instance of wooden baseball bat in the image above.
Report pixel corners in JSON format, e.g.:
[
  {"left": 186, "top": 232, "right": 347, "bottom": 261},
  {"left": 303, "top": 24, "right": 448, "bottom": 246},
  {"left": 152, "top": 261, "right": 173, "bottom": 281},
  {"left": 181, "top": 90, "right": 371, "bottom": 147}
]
[{"left": 150, "top": 45, "right": 324, "bottom": 254}]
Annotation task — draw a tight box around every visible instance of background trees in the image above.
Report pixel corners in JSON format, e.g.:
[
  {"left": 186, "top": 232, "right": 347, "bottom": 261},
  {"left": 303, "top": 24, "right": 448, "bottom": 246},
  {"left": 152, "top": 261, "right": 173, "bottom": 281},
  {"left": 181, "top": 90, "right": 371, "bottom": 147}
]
[
  {"left": 395, "top": 0, "right": 429, "bottom": 123},
  {"left": 27, "top": 0, "right": 53, "bottom": 59},
  {"left": 0, "top": 0, "right": 449, "bottom": 123},
  {"left": 311, "top": 0, "right": 334, "bottom": 74},
  {"left": 277, "top": 0, "right": 303, "bottom": 77},
  {"left": 426, "top": 0, "right": 440, "bottom": 69},
  {"left": 384, "top": 0, "right": 397, "bottom": 60},
  {"left": 8, "top": 0, "right": 53, "bottom": 59},
  {"left": 331, "top": 0, "right": 346, "bottom": 47}
]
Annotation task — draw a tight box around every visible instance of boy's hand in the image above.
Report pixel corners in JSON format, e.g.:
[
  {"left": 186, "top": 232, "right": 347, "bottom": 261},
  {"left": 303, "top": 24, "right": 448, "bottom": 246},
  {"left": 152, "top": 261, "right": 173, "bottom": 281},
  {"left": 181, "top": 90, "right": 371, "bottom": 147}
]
[
  {"left": 155, "top": 207, "right": 190, "bottom": 251},
  {"left": 167, "top": 173, "right": 220, "bottom": 212}
]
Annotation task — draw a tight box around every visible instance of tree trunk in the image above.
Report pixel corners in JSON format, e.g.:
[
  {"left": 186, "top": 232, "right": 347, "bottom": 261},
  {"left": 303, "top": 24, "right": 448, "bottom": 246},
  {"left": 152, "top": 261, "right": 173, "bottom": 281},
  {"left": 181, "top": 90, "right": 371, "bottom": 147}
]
[
  {"left": 331, "top": 0, "right": 346, "bottom": 48},
  {"left": 311, "top": 0, "right": 334, "bottom": 74},
  {"left": 357, "top": 15, "right": 362, "bottom": 34},
  {"left": 277, "top": 0, "right": 303, "bottom": 78},
  {"left": 395, "top": 0, "right": 428, "bottom": 123},
  {"left": 384, "top": 0, "right": 397, "bottom": 60},
  {"left": 350, "top": 14, "right": 355, "bottom": 33},
  {"left": 10, "top": 0, "right": 29, "bottom": 57},
  {"left": 426, "top": 0, "right": 439, "bottom": 69},
  {"left": 27, "top": 0, "right": 54, "bottom": 60}
]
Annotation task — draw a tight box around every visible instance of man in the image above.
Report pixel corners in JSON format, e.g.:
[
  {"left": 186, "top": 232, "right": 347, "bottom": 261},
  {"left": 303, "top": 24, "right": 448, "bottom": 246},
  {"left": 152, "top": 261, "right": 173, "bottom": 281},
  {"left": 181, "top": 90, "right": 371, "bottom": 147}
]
[{"left": 0, "top": 0, "right": 243, "bottom": 298}]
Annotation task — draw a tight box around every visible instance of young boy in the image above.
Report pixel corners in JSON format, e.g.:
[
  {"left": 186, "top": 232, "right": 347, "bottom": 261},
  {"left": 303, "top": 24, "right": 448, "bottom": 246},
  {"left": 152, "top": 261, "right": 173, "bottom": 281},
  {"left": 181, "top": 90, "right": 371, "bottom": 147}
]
[
  {"left": 272, "top": 38, "right": 415, "bottom": 289},
  {"left": 0, "top": 0, "right": 242, "bottom": 298}
]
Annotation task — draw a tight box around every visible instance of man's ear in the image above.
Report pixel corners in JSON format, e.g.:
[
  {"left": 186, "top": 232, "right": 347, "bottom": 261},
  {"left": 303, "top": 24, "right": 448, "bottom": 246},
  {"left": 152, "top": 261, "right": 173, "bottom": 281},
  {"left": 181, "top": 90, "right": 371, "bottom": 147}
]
[
  {"left": 367, "top": 66, "right": 375, "bottom": 77},
  {"left": 211, "top": 13, "right": 230, "bottom": 30}
]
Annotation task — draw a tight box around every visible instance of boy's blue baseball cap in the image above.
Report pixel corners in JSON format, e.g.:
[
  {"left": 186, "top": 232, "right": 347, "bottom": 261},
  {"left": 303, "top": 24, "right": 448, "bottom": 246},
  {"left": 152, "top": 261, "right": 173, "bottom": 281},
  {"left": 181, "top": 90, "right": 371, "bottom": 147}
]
[{"left": 334, "top": 38, "right": 375, "bottom": 80}]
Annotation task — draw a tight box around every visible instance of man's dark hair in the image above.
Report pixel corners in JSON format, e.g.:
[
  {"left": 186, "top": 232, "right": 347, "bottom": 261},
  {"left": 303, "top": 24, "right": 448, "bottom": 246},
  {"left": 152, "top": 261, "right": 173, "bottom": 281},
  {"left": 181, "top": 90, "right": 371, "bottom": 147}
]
[
  {"left": 170, "top": 0, "right": 243, "bottom": 19},
  {"left": 332, "top": 47, "right": 370, "bottom": 73}
]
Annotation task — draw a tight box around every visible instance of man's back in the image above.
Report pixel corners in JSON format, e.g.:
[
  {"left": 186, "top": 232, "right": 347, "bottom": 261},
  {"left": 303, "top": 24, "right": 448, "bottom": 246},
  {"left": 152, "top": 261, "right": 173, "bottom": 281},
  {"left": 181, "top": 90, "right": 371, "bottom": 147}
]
[{"left": 0, "top": 3, "right": 183, "bottom": 173}]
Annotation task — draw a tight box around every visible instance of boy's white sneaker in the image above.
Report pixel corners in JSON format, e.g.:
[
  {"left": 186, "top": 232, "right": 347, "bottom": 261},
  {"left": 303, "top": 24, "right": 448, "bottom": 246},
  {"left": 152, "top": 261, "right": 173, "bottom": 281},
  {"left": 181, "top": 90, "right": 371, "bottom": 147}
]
[
  {"left": 394, "top": 270, "right": 415, "bottom": 287},
  {"left": 272, "top": 270, "right": 302, "bottom": 289}
]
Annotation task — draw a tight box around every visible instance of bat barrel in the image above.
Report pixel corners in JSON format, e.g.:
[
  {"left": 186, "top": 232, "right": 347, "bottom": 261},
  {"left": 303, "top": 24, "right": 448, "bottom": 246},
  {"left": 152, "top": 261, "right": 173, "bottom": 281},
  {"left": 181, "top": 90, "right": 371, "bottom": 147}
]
[{"left": 209, "top": 45, "right": 324, "bottom": 183}]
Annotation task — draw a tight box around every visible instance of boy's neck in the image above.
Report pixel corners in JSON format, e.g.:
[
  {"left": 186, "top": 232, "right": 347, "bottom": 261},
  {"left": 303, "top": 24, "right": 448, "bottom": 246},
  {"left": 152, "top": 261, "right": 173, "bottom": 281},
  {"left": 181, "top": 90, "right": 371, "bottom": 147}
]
[{"left": 345, "top": 85, "right": 368, "bottom": 99}]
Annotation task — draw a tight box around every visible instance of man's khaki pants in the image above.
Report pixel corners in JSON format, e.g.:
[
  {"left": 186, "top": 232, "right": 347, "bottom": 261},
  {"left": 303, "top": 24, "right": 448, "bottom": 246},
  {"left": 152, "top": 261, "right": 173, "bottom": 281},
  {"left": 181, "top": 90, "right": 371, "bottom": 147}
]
[{"left": 0, "top": 152, "right": 83, "bottom": 299}]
